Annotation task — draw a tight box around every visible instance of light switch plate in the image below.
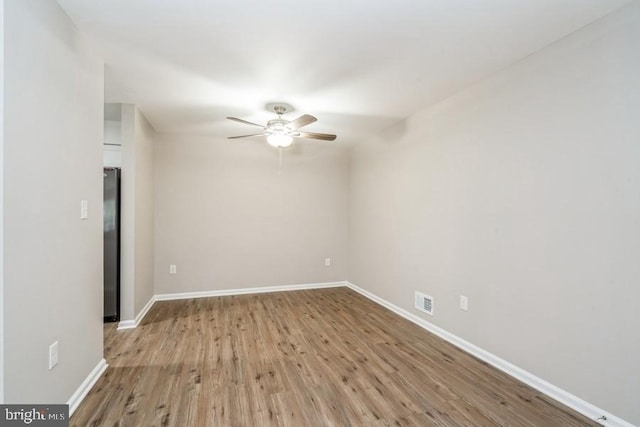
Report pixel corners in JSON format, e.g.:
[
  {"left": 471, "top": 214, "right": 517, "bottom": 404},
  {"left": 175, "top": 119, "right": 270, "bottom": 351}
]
[
  {"left": 49, "top": 341, "right": 59, "bottom": 370},
  {"left": 80, "top": 200, "right": 88, "bottom": 219},
  {"left": 460, "top": 295, "right": 469, "bottom": 311}
]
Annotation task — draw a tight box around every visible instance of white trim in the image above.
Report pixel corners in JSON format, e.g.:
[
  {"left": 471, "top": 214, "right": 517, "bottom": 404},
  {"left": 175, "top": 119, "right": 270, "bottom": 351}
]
[
  {"left": 134, "top": 296, "right": 155, "bottom": 325},
  {"left": 116, "top": 319, "right": 135, "bottom": 330},
  {"left": 118, "top": 282, "right": 346, "bottom": 329},
  {"left": 117, "top": 295, "right": 155, "bottom": 330},
  {"left": 345, "top": 282, "right": 632, "bottom": 427},
  {"left": 154, "top": 281, "right": 346, "bottom": 301},
  {"left": 67, "top": 358, "right": 107, "bottom": 416}
]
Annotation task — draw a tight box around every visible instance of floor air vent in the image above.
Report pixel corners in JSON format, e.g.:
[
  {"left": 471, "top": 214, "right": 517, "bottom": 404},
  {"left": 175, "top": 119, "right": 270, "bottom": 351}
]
[{"left": 415, "top": 292, "right": 434, "bottom": 316}]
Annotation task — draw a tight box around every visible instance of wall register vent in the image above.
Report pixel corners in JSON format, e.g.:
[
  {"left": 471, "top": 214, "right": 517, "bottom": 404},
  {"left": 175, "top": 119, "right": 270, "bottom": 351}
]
[{"left": 415, "top": 292, "right": 434, "bottom": 316}]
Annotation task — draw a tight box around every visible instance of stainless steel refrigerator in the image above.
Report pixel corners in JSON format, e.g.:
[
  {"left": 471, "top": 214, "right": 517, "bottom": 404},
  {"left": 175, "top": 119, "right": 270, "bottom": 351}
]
[{"left": 103, "top": 168, "right": 121, "bottom": 322}]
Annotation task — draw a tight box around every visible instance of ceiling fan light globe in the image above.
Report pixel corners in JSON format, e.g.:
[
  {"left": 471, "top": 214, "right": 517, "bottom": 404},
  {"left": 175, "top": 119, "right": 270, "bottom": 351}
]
[{"left": 267, "top": 133, "right": 293, "bottom": 148}]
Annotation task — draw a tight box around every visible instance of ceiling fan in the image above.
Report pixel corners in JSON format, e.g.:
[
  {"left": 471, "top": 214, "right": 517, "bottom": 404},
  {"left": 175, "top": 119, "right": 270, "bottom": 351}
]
[{"left": 227, "top": 105, "right": 337, "bottom": 148}]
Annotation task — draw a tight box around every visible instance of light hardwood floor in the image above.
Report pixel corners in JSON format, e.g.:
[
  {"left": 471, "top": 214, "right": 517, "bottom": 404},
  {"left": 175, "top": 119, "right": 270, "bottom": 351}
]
[{"left": 71, "top": 287, "right": 596, "bottom": 426}]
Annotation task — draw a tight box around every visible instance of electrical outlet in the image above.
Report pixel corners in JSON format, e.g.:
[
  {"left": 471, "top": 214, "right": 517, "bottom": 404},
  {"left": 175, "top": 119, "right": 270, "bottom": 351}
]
[
  {"left": 325, "top": 258, "right": 331, "bottom": 267},
  {"left": 49, "top": 341, "right": 59, "bottom": 370},
  {"left": 169, "top": 264, "right": 177, "bottom": 274},
  {"left": 460, "top": 295, "right": 469, "bottom": 311}
]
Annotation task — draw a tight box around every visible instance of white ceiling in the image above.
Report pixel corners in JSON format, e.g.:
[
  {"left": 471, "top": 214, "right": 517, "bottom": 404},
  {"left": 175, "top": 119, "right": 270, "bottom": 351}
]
[{"left": 57, "top": 0, "right": 629, "bottom": 145}]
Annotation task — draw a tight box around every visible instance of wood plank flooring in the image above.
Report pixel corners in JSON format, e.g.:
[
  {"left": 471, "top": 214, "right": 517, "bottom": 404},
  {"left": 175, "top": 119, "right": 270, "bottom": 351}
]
[{"left": 71, "top": 287, "right": 596, "bottom": 426}]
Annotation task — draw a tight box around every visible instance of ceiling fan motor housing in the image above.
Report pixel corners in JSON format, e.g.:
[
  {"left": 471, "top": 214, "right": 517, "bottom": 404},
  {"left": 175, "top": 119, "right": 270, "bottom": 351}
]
[{"left": 267, "top": 119, "right": 289, "bottom": 132}]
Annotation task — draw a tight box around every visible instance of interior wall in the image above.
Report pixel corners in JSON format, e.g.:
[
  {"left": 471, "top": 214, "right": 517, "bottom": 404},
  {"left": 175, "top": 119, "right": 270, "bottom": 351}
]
[
  {"left": 103, "top": 105, "right": 122, "bottom": 168},
  {"left": 154, "top": 135, "right": 349, "bottom": 295},
  {"left": 120, "top": 104, "right": 155, "bottom": 321},
  {"left": 120, "top": 105, "right": 135, "bottom": 321},
  {"left": 348, "top": 2, "right": 640, "bottom": 424},
  {"left": 3, "top": 0, "right": 104, "bottom": 403},
  {"left": 0, "top": 0, "right": 5, "bottom": 404},
  {"left": 133, "top": 108, "right": 155, "bottom": 314}
]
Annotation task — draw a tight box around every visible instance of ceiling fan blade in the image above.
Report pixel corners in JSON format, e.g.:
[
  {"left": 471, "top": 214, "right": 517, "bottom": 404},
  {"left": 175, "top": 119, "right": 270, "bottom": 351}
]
[
  {"left": 286, "top": 114, "right": 317, "bottom": 131},
  {"left": 294, "top": 131, "right": 337, "bottom": 141},
  {"left": 227, "top": 133, "right": 267, "bottom": 139},
  {"left": 227, "top": 117, "right": 266, "bottom": 128}
]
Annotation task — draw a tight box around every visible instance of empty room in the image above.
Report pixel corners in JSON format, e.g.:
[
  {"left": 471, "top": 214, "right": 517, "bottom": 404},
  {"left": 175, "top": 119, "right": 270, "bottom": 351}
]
[{"left": 1, "top": 0, "right": 639, "bottom": 426}]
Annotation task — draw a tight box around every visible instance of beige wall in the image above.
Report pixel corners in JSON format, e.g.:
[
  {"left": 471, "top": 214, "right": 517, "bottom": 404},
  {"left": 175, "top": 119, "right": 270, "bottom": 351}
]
[
  {"left": 0, "top": 0, "right": 5, "bottom": 403},
  {"left": 133, "top": 108, "right": 155, "bottom": 314},
  {"left": 120, "top": 105, "right": 135, "bottom": 320},
  {"left": 349, "top": 2, "right": 640, "bottom": 424},
  {"left": 154, "top": 135, "right": 348, "bottom": 294},
  {"left": 120, "top": 104, "right": 155, "bottom": 321},
  {"left": 3, "top": 0, "right": 104, "bottom": 403}
]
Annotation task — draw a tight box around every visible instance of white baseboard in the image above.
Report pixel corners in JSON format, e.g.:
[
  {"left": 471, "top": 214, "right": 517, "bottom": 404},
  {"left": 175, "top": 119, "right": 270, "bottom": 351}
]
[
  {"left": 116, "top": 319, "right": 135, "bottom": 330},
  {"left": 134, "top": 296, "right": 156, "bottom": 325},
  {"left": 345, "top": 282, "right": 632, "bottom": 427},
  {"left": 118, "top": 282, "right": 347, "bottom": 329},
  {"left": 154, "top": 281, "right": 346, "bottom": 301},
  {"left": 67, "top": 358, "right": 107, "bottom": 417},
  {"left": 117, "top": 295, "right": 156, "bottom": 330}
]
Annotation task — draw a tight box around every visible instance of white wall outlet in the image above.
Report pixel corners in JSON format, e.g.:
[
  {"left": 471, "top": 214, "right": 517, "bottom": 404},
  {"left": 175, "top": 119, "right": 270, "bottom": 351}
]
[
  {"left": 325, "top": 258, "right": 331, "bottom": 267},
  {"left": 49, "top": 341, "right": 59, "bottom": 370},
  {"left": 80, "top": 200, "right": 88, "bottom": 219},
  {"left": 460, "top": 295, "right": 469, "bottom": 311},
  {"left": 169, "top": 264, "right": 177, "bottom": 274}
]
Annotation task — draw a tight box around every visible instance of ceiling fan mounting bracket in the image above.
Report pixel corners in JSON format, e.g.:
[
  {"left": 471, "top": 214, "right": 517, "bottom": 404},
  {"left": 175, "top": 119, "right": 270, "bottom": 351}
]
[
  {"left": 273, "top": 105, "right": 287, "bottom": 116},
  {"left": 265, "top": 102, "right": 294, "bottom": 116}
]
